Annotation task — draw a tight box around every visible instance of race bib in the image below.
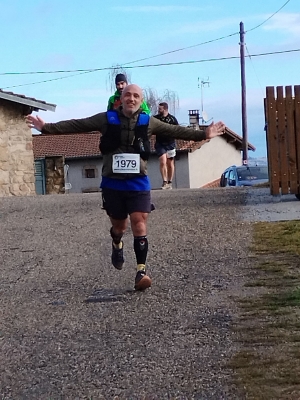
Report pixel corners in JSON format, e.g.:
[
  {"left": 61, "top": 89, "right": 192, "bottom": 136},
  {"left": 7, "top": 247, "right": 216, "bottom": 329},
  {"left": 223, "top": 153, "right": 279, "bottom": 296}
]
[{"left": 112, "top": 153, "right": 140, "bottom": 173}]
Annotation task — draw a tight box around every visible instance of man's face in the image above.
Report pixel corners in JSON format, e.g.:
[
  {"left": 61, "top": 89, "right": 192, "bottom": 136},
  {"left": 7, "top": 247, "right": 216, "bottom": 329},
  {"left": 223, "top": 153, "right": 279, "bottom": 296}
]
[
  {"left": 116, "top": 81, "right": 127, "bottom": 94},
  {"left": 158, "top": 105, "right": 165, "bottom": 115},
  {"left": 121, "top": 84, "right": 143, "bottom": 116}
]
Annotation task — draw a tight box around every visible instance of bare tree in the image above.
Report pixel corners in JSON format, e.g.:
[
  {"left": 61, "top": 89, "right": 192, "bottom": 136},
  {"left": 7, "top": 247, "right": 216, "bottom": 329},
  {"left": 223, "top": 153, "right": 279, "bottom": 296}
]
[
  {"left": 144, "top": 87, "right": 180, "bottom": 116},
  {"left": 106, "top": 65, "right": 131, "bottom": 93},
  {"left": 159, "top": 89, "right": 180, "bottom": 116},
  {"left": 143, "top": 87, "right": 159, "bottom": 114}
]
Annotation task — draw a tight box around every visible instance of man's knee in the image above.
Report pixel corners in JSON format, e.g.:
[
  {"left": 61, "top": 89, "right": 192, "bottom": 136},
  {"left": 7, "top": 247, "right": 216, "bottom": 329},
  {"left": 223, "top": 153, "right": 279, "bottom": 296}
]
[{"left": 130, "top": 212, "right": 148, "bottom": 236}]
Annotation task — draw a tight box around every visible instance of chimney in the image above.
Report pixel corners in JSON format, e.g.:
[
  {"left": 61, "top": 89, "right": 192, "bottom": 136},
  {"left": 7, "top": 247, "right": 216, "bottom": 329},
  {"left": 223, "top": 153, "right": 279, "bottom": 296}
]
[{"left": 188, "top": 110, "right": 200, "bottom": 130}]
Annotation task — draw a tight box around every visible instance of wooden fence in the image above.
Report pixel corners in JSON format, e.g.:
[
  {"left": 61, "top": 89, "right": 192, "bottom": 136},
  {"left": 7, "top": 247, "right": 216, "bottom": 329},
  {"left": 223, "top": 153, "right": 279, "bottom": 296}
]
[{"left": 264, "top": 85, "right": 300, "bottom": 196}]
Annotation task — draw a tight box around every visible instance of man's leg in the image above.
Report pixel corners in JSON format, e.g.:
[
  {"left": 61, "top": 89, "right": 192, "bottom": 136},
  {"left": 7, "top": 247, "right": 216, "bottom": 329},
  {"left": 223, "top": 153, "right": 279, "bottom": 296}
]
[
  {"left": 102, "top": 188, "right": 129, "bottom": 270},
  {"left": 167, "top": 157, "right": 175, "bottom": 189},
  {"left": 110, "top": 217, "right": 128, "bottom": 270},
  {"left": 130, "top": 211, "right": 152, "bottom": 290},
  {"left": 159, "top": 153, "right": 168, "bottom": 189},
  {"left": 166, "top": 146, "right": 176, "bottom": 189}
]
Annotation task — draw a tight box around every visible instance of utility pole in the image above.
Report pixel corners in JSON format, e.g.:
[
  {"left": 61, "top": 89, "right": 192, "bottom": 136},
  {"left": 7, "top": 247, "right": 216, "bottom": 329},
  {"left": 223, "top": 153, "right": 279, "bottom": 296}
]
[{"left": 240, "top": 21, "right": 248, "bottom": 165}]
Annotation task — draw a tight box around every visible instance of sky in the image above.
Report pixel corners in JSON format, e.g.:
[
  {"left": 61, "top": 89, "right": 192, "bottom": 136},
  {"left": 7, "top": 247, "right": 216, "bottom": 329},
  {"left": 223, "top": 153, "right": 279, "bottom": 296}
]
[{"left": 1, "top": 0, "right": 299, "bottom": 158}]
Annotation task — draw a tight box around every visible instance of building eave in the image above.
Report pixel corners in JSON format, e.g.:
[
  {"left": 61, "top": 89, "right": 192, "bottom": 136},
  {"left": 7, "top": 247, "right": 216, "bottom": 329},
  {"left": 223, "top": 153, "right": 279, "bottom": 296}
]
[{"left": 0, "top": 89, "right": 56, "bottom": 112}]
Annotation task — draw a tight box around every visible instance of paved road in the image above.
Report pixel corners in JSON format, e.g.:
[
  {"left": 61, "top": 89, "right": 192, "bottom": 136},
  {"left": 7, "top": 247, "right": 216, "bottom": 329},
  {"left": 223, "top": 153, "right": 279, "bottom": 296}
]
[{"left": 0, "top": 187, "right": 297, "bottom": 399}]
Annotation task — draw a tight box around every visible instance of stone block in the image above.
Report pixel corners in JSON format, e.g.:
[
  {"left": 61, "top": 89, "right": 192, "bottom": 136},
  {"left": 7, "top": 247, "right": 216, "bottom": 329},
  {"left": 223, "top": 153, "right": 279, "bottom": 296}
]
[
  {"left": 0, "top": 120, "right": 6, "bottom": 131},
  {"left": 11, "top": 175, "right": 25, "bottom": 184},
  {"left": 20, "top": 183, "right": 34, "bottom": 194},
  {"left": 0, "top": 185, "right": 10, "bottom": 197},
  {"left": 0, "top": 170, "right": 9, "bottom": 184},
  {"left": 0, "top": 147, "right": 9, "bottom": 162},
  {"left": 0, "top": 139, "right": 8, "bottom": 147},
  {"left": 9, "top": 183, "right": 22, "bottom": 196},
  {"left": 23, "top": 173, "right": 35, "bottom": 184},
  {"left": 0, "top": 162, "right": 9, "bottom": 171},
  {"left": 9, "top": 136, "right": 25, "bottom": 143}
]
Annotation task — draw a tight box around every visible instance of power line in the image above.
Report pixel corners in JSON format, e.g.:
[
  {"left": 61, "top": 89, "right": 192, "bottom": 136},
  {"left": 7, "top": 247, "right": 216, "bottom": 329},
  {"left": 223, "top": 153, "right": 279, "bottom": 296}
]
[
  {"left": 0, "top": 30, "right": 240, "bottom": 77},
  {"left": 1, "top": 71, "right": 95, "bottom": 89},
  {"left": 2, "top": 48, "right": 299, "bottom": 90},
  {"left": 0, "top": 0, "right": 293, "bottom": 91},
  {"left": 121, "top": 32, "right": 240, "bottom": 67},
  {"left": 125, "top": 48, "right": 300, "bottom": 69},
  {"left": 129, "top": 0, "right": 292, "bottom": 63},
  {"left": 0, "top": 69, "right": 96, "bottom": 76},
  {"left": 0, "top": 0, "right": 291, "bottom": 77},
  {"left": 246, "top": 0, "right": 291, "bottom": 32}
]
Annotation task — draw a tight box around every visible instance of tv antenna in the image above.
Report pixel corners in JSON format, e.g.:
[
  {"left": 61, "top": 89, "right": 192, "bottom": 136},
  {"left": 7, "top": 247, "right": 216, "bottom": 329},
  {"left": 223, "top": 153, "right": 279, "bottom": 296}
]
[{"left": 198, "top": 77, "right": 212, "bottom": 124}]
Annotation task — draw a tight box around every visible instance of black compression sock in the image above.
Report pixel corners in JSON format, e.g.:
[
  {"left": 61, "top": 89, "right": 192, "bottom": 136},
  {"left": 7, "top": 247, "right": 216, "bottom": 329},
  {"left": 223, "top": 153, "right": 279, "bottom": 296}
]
[{"left": 133, "top": 236, "right": 148, "bottom": 265}]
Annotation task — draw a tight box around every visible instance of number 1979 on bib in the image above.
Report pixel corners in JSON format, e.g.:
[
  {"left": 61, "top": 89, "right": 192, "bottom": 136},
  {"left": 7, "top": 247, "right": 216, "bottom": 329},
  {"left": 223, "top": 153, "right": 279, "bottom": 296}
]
[{"left": 112, "top": 153, "right": 140, "bottom": 173}]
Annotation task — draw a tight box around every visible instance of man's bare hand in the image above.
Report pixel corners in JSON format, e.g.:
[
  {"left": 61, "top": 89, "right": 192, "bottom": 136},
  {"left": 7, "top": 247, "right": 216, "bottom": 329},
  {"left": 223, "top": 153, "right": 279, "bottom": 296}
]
[
  {"left": 25, "top": 115, "right": 45, "bottom": 132},
  {"left": 205, "top": 121, "right": 226, "bottom": 139}
]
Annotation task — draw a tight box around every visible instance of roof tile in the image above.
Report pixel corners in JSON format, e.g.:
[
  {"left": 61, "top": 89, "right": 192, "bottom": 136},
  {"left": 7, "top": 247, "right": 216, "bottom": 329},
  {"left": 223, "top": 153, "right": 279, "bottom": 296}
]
[{"left": 32, "top": 132, "right": 207, "bottom": 159}]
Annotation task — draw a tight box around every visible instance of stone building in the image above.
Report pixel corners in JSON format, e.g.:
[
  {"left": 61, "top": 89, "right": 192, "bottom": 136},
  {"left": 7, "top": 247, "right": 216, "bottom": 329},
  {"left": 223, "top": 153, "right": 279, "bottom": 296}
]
[{"left": 0, "top": 89, "right": 56, "bottom": 196}]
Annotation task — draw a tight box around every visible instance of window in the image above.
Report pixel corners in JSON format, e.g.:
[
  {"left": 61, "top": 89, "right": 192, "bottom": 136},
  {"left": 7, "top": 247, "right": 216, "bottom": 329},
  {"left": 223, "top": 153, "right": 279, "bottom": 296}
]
[
  {"left": 82, "top": 165, "right": 98, "bottom": 179},
  {"left": 85, "top": 168, "right": 96, "bottom": 178},
  {"left": 223, "top": 170, "right": 229, "bottom": 186},
  {"left": 228, "top": 169, "right": 235, "bottom": 180},
  {"left": 220, "top": 170, "right": 229, "bottom": 187},
  {"left": 237, "top": 166, "right": 268, "bottom": 181}
]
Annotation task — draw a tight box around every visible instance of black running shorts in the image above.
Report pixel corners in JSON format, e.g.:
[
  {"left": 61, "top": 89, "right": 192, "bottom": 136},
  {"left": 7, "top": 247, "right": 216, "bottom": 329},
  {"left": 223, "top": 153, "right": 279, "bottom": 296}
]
[{"left": 102, "top": 188, "right": 152, "bottom": 220}]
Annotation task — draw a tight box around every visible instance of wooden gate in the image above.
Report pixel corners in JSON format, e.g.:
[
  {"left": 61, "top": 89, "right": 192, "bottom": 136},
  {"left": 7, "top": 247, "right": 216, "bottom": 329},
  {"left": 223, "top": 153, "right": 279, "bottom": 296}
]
[{"left": 264, "top": 85, "right": 300, "bottom": 196}]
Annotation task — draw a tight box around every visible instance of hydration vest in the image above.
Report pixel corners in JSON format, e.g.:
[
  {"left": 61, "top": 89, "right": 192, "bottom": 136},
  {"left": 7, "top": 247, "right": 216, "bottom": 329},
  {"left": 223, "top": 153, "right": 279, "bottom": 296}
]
[{"left": 100, "top": 111, "right": 151, "bottom": 160}]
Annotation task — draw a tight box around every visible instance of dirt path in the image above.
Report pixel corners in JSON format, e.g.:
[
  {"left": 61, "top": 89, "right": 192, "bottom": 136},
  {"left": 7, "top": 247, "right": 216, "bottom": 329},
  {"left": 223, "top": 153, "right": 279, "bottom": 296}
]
[{"left": 0, "top": 188, "right": 261, "bottom": 399}]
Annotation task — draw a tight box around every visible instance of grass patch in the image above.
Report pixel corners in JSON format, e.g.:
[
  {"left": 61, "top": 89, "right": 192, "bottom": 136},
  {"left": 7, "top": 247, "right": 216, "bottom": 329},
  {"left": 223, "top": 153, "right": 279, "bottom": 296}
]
[
  {"left": 251, "top": 221, "right": 300, "bottom": 255},
  {"left": 230, "top": 220, "right": 300, "bottom": 399}
]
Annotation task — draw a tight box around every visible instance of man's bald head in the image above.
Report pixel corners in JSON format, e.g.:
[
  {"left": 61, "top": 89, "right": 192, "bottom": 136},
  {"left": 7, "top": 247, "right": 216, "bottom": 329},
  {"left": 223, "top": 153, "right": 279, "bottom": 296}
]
[{"left": 121, "top": 84, "right": 144, "bottom": 117}]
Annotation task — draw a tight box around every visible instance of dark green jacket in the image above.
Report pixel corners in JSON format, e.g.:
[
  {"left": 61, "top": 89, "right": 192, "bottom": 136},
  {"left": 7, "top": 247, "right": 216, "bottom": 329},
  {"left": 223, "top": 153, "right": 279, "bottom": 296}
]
[{"left": 42, "top": 107, "right": 207, "bottom": 179}]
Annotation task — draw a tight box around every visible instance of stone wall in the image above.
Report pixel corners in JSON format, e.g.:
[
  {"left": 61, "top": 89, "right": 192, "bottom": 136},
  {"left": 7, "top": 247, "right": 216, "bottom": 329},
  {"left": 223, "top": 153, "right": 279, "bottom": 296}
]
[
  {"left": 45, "top": 156, "right": 65, "bottom": 194},
  {"left": 0, "top": 100, "right": 35, "bottom": 196}
]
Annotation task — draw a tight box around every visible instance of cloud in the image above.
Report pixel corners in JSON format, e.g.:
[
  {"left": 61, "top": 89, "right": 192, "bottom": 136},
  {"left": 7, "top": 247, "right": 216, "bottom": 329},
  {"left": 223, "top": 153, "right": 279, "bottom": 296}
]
[
  {"left": 263, "top": 13, "right": 300, "bottom": 35},
  {"left": 41, "top": 54, "right": 75, "bottom": 69},
  {"left": 111, "top": 6, "right": 207, "bottom": 13},
  {"left": 38, "top": 100, "right": 105, "bottom": 123},
  {"left": 176, "top": 17, "right": 239, "bottom": 34}
]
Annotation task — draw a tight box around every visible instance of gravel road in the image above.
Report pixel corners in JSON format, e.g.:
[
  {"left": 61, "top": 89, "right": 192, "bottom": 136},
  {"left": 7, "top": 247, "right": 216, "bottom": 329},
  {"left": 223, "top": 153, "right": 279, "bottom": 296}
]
[
  {"left": 241, "top": 187, "right": 300, "bottom": 222},
  {"left": 0, "top": 187, "right": 298, "bottom": 399}
]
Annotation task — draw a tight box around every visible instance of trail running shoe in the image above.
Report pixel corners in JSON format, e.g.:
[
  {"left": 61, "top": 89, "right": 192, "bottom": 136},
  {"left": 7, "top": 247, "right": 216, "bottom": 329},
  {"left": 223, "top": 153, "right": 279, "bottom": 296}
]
[
  {"left": 111, "top": 241, "right": 124, "bottom": 270},
  {"left": 134, "top": 271, "right": 152, "bottom": 291}
]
